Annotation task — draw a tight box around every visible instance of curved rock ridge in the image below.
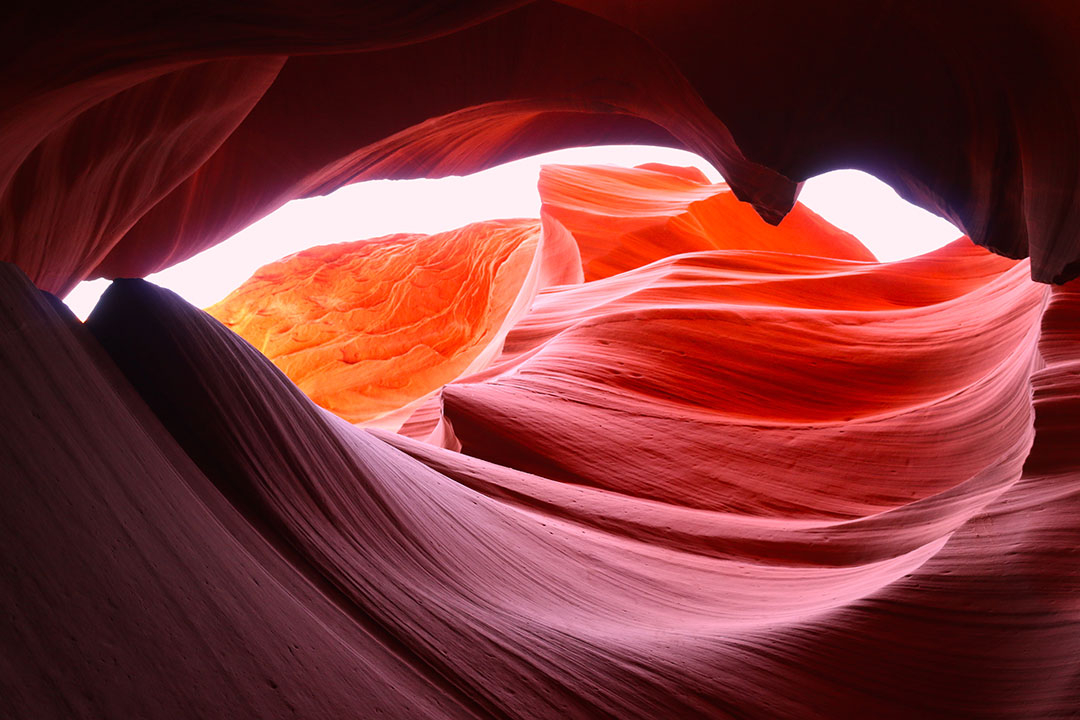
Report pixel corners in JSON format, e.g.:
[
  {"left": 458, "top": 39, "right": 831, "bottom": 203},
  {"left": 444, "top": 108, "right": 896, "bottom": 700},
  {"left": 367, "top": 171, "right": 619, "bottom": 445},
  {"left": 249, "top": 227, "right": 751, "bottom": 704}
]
[
  {"left": 442, "top": 242, "right": 1044, "bottom": 515},
  {"left": 207, "top": 217, "right": 580, "bottom": 427},
  {"left": 71, "top": 270, "right": 1059, "bottom": 718},
  {"left": 209, "top": 162, "right": 896, "bottom": 433},
  {"left": 388, "top": 169, "right": 1044, "bottom": 522},
  {"left": 4, "top": 2, "right": 1080, "bottom": 288},
  {"left": 5, "top": 3, "right": 1080, "bottom": 716},
  {"left": 19, "top": 161, "right": 1056, "bottom": 717},
  {"left": 7, "top": 232, "right": 1048, "bottom": 719},
  {"left": 0, "top": 263, "right": 479, "bottom": 720},
  {"left": 539, "top": 162, "right": 877, "bottom": 280},
  {"left": 0, "top": 169, "right": 1076, "bottom": 716},
  {"left": 151, "top": 161, "right": 1049, "bottom": 550}
]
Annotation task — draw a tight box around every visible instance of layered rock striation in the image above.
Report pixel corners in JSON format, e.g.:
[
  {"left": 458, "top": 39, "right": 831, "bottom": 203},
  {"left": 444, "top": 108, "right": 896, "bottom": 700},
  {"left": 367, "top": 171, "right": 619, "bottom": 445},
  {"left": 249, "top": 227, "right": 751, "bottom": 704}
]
[{"left": 4, "top": 4, "right": 1080, "bottom": 718}]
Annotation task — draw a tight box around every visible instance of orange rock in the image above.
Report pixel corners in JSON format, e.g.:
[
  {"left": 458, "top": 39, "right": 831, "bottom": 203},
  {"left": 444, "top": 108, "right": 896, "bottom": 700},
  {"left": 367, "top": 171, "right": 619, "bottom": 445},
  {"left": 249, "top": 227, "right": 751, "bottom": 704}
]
[
  {"left": 539, "top": 163, "right": 876, "bottom": 280},
  {"left": 208, "top": 217, "right": 579, "bottom": 426}
]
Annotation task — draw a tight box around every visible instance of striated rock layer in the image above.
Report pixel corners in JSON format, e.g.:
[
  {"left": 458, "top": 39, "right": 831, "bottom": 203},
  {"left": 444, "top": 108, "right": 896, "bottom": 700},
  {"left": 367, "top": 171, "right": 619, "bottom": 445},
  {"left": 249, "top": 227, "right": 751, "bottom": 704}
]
[
  {"left": 4, "top": 2, "right": 1080, "bottom": 288},
  {"left": 4, "top": 4, "right": 1080, "bottom": 718},
  {"left": 538, "top": 162, "right": 876, "bottom": 280},
  {"left": 207, "top": 217, "right": 580, "bottom": 428},
  {"left": 5, "top": 157, "right": 1080, "bottom": 717}
]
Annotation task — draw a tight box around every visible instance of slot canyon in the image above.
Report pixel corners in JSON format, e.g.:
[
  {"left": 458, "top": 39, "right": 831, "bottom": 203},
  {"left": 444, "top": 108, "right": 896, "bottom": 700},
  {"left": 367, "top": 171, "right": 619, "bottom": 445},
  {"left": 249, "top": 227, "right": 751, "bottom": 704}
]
[{"left": 2, "top": 2, "right": 1079, "bottom": 718}]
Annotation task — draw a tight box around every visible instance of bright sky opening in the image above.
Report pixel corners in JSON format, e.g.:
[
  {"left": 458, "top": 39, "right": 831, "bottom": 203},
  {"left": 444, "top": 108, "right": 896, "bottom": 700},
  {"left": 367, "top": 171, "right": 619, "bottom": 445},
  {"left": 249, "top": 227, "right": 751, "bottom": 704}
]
[{"left": 62, "top": 146, "right": 962, "bottom": 319}]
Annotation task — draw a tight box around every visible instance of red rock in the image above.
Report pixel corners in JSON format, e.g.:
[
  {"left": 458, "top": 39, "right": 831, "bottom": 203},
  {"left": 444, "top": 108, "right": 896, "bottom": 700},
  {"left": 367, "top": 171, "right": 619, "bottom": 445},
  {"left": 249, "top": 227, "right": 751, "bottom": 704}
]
[
  {"left": 4, "top": 3, "right": 1080, "bottom": 287},
  {"left": 3, "top": 4, "right": 1080, "bottom": 718},
  {"left": 0, "top": 264, "right": 476, "bottom": 719},
  {"left": 539, "top": 162, "right": 876, "bottom": 281},
  {"left": 426, "top": 167, "right": 1045, "bottom": 520}
]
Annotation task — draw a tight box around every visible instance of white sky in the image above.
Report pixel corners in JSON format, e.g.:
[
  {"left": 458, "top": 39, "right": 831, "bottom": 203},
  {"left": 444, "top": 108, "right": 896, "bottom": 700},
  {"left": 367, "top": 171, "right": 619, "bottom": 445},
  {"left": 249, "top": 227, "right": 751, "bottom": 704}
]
[{"left": 62, "top": 145, "right": 961, "bottom": 319}]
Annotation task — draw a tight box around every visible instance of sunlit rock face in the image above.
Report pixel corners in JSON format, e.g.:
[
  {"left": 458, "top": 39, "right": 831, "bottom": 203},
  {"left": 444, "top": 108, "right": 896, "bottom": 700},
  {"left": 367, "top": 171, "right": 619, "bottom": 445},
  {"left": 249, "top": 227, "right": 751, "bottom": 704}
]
[
  {"left": 213, "top": 165, "right": 1049, "bottom": 565},
  {"left": 437, "top": 167, "right": 1046, "bottom": 521},
  {"left": 17, "top": 161, "right": 1058, "bottom": 718},
  {"left": 207, "top": 218, "right": 580, "bottom": 427},
  {"left": 4, "top": 3, "right": 1080, "bottom": 718},
  {"left": 211, "top": 162, "right": 887, "bottom": 432},
  {"left": 539, "top": 163, "right": 877, "bottom": 280}
]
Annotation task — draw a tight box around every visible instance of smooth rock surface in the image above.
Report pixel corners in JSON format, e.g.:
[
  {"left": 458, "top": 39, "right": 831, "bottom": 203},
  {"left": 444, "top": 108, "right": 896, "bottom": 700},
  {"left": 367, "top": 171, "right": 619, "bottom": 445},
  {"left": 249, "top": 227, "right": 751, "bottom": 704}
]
[
  {"left": 4, "top": 2, "right": 1080, "bottom": 286},
  {"left": 5, "top": 5, "right": 1080, "bottom": 717}
]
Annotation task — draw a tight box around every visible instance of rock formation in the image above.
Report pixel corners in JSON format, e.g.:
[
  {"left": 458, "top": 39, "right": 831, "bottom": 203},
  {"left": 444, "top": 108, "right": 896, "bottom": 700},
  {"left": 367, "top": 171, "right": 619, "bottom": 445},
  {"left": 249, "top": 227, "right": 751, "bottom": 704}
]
[
  {"left": 3, "top": 3, "right": 1080, "bottom": 718},
  {"left": 207, "top": 217, "right": 579, "bottom": 428}
]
